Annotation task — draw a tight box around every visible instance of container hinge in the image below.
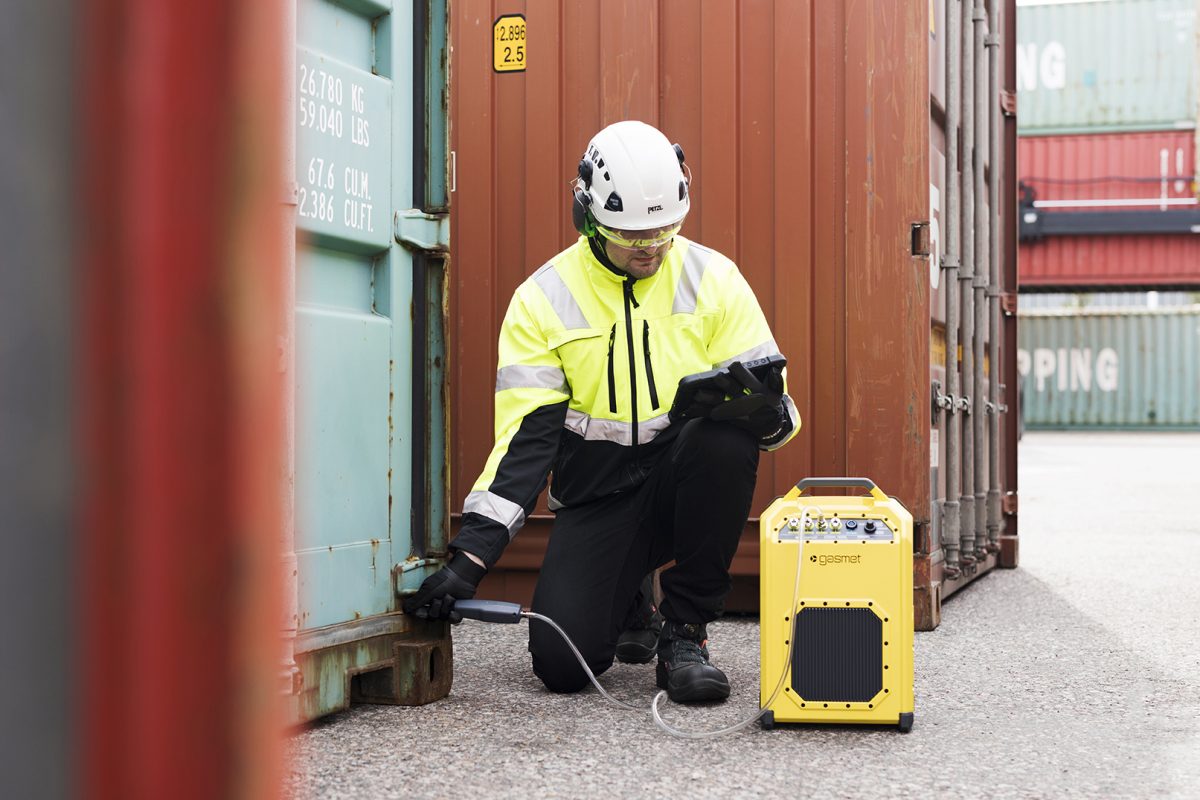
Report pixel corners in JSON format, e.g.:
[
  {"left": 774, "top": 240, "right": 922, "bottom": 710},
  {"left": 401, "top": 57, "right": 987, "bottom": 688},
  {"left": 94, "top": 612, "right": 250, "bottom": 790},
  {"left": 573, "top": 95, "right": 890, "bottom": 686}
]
[
  {"left": 1000, "top": 90, "right": 1017, "bottom": 118},
  {"left": 932, "top": 380, "right": 955, "bottom": 422},
  {"left": 1002, "top": 492, "right": 1018, "bottom": 515},
  {"left": 1001, "top": 292, "right": 1018, "bottom": 316},
  {"left": 911, "top": 221, "right": 931, "bottom": 257},
  {"left": 941, "top": 255, "right": 960, "bottom": 272},
  {"left": 955, "top": 395, "right": 971, "bottom": 415},
  {"left": 395, "top": 209, "right": 450, "bottom": 252}
]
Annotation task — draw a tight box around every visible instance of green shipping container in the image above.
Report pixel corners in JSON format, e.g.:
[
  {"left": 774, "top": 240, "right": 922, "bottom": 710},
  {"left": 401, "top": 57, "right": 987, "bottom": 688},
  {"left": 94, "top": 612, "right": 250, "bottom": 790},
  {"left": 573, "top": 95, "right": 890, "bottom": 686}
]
[
  {"left": 1018, "top": 306, "right": 1200, "bottom": 428},
  {"left": 1017, "top": 0, "right": 1198, "bottom": 134},
  {"left": 290, "top": 0, "right": 453, "bottom": 721}
]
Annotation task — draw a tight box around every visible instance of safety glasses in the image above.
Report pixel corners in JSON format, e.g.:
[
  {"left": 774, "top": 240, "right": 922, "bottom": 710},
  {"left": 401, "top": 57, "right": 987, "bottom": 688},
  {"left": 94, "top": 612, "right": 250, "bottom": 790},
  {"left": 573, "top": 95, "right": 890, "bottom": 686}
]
[{"left": 595, "top": 223, "right": 682, "bottom": 251}]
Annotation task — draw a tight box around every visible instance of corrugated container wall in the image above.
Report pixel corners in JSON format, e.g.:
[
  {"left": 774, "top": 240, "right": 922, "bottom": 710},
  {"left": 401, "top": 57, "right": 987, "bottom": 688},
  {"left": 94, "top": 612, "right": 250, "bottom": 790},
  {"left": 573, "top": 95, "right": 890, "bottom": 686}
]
[
  {"left": 79, "top": 0, "right": 289, "bottom": 794},
  {"left": 287, "top": 0, "right": 454, "bottom": 722},
  {"left": 1016, "top": 0, "right": 1198, "bottom": 134},
  {"left": 927, "top": 0, "right": 1021, "bottom": 624},
  {"left": 1019, "top": 131, "right": 1200, "bottom": 288},
  {"left": 1018, "top": 306, "right": 1200, "bottom": 427},
  {"left": 450, "top": 0, "right": 1019, "bottom": 630}
]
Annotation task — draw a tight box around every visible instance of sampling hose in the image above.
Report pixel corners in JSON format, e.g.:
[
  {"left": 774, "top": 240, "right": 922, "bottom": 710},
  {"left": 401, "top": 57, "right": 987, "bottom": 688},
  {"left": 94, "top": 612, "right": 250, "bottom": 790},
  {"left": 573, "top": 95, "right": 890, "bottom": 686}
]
[{"left": 451, "top": 505, "right": 819, "bottom": 739}]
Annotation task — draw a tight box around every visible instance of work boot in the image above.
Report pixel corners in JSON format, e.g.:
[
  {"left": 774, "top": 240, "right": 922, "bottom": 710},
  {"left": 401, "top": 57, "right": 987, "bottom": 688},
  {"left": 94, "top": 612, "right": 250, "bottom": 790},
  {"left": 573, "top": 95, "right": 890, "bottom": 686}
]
[
  {"left": 655, "top": 619, "right": 731, "bottom": 703},
  {"left": 615, "top": 577, "right": 662, "bottom": 664}
]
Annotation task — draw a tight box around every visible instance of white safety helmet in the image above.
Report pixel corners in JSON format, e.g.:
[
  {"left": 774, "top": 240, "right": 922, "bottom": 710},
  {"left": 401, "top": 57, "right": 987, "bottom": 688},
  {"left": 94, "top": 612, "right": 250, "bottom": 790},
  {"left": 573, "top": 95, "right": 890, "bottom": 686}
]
[{"left": 572, "top": 120, "right": 691, "bottom": 238}]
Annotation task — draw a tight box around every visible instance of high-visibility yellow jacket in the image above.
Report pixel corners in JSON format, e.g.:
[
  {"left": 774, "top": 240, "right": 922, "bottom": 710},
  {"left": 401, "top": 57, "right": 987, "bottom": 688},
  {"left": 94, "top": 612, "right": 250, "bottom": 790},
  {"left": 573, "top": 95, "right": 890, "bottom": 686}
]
[{"left": 450, "top": 235, "right": 800, "bottom": 567}]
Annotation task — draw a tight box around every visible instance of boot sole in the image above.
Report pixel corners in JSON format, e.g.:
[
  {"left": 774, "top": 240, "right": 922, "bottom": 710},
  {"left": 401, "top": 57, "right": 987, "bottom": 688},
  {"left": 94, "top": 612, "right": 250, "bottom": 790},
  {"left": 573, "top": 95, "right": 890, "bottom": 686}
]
[
  {"left": 656, "top": 662, "right": 731, "bottom": 703},
  {"left": 615, "top": 641, "right": 657, "bottom": 664}
]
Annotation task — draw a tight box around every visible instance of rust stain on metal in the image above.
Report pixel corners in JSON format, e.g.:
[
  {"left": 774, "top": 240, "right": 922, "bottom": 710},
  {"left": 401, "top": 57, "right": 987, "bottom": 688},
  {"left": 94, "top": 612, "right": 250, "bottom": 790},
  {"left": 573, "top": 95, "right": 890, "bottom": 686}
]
[
  {"left": 1000, "top": 535, "right": 1019, "bottom": 568},
  {"left": 914, "top": 583, "right": 942, "bottom": 631}
]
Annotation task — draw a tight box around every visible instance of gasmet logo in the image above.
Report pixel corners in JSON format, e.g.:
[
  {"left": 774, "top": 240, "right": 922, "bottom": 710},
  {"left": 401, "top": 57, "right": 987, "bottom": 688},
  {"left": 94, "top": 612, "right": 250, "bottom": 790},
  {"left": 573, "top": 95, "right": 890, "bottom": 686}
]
[{"left": 811, "top": 554, "right": 862, "bottom": 566}]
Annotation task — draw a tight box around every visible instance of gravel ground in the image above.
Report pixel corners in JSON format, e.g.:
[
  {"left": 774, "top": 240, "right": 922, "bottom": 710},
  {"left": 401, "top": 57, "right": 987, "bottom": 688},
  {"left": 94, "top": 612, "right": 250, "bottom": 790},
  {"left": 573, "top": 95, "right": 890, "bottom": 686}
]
[{"left": 288, "top": 432, "right": 1200, "bottom": 798}]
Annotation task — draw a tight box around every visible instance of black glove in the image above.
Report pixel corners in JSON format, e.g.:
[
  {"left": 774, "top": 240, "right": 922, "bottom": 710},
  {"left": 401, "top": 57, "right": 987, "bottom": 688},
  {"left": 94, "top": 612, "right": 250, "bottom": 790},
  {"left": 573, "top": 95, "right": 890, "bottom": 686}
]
[
  {"left": 402, "top": 551, "right": 487, "bottom": 623},
  {"left": 709, "top": 361, "right": 787, "bottom": 440}
]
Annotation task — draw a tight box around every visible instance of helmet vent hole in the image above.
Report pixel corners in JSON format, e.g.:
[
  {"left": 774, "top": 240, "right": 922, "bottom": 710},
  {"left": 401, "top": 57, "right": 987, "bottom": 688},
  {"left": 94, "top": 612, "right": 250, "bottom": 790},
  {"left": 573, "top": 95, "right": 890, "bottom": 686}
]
[
  {"left": 678, "top": 180, "right": 687, "bottom": 200},
  {"left": 603, "top": 172, "right": 610, "bottom": 181}
]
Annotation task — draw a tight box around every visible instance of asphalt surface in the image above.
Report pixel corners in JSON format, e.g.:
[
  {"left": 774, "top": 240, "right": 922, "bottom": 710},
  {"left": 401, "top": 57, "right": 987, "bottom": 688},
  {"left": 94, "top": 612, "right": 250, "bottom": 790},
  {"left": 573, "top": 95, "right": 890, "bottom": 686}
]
[{"left": 288, "top": 432, "right": 1200, "bottom": 798}]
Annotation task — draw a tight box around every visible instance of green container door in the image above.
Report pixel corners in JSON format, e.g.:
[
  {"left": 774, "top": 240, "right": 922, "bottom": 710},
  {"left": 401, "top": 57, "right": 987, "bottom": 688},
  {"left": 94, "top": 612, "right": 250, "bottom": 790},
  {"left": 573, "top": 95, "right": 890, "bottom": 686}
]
[
  {"left": 295, "top": 0, "right": 449, "bottom": 632},
  {"left": 1017, "top": 0, "right": 1198, "bottom": 134},
  {"left": 1017, "top": 307, "right": 1200, "bottom": 428}
]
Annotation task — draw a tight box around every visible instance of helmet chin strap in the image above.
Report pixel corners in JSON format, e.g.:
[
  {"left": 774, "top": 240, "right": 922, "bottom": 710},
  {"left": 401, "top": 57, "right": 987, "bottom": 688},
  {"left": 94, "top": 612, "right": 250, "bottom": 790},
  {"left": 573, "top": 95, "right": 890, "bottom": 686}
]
[{"left": 587, "top": 234, "right": 635, "bottom": 280}]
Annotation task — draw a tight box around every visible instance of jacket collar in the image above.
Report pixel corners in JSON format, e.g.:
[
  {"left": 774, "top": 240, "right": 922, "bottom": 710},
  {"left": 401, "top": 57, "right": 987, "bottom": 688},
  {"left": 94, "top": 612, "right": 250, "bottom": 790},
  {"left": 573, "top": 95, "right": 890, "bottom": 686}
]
[{"left": 576, "top": 235, "right": 675, "bottom": 296}]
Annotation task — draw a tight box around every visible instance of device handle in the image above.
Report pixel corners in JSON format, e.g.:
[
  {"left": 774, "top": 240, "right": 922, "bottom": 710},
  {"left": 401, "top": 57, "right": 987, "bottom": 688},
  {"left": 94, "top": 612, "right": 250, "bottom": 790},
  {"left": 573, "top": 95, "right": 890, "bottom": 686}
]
[
  {"left": 787, "top": 477, "right": 888, "bottom": 502},
  {"left": 453, "top": 599, "right": 524, "bottom": 624}
]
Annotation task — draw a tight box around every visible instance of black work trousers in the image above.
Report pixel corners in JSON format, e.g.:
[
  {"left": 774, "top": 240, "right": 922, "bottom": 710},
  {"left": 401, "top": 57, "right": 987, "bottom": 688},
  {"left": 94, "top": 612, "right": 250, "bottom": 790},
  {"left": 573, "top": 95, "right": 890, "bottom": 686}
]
[{"left": 529, "top": 418, "right": 760, "bottom": 693}]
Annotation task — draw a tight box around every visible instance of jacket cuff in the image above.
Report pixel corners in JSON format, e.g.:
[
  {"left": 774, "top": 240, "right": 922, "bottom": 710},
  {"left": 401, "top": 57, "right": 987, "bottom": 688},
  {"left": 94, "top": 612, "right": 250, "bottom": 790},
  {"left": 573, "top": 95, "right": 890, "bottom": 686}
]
[
  {"left": 449, "top": 512, "right": 512, "bottom": 569},
  {"left": 760, "top": 394, "right": 800, "bottom": 451}
]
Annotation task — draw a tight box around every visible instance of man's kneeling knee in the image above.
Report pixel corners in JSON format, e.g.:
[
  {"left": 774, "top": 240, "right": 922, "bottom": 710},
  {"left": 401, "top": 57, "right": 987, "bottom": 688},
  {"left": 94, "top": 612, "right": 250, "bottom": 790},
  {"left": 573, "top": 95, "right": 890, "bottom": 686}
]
[
  {"left": 530, "top": 631, "right": 608, "bottom": 694},
  {"left": 532, "top": 655, "right": 594, "bottom": 694}
]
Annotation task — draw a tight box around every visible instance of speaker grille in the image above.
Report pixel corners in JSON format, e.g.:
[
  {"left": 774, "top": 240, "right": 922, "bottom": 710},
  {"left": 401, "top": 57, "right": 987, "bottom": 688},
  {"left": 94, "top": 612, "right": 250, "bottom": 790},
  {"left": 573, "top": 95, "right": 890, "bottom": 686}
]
[{"left": 791, "top": 607, "right": 882, "bottom": 702}]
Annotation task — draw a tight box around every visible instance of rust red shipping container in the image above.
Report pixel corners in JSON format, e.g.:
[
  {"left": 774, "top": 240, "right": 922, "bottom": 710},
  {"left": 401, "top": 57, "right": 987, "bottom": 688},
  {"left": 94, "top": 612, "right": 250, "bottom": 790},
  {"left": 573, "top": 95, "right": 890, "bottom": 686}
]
[
  {"left": 450, "top": 1, "right": 1020, "bottom": 623},
  {"left": 80, "top": 0, "right": 289, "bottom": 796},
  {"left": 1020, "top": 131, "right": 1200, "bottom": 289}
]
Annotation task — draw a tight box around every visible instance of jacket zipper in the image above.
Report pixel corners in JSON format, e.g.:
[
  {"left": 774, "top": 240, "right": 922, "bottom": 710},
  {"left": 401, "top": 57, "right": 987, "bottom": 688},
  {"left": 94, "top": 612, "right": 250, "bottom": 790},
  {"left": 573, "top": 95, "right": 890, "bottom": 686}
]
[
  {"left": 606, "top": 323, "right": 617, "bottom": 414},
  {"left": 622, "top": 278, "right": 639, "bottom": 450},
  {"left": 642, "top": 320, "right": 659, "bottom": 410}
]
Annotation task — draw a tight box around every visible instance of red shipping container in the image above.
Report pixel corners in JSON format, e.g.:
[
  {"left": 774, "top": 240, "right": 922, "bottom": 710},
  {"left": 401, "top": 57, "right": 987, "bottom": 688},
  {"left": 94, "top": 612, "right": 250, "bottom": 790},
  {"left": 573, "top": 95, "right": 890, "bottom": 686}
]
[
  {"left": 449, "top": 0, "right": 1022, "bottom": 628},
  {"left": 1019, "top": 131, "right": 1200, "bottom": 289}
]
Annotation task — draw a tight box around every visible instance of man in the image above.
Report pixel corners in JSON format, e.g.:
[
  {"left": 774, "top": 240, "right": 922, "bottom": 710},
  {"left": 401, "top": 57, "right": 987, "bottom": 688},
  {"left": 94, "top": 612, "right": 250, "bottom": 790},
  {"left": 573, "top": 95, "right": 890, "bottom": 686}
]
[{"left": 404, "top": 120, "right": 799, "bottom": 703}]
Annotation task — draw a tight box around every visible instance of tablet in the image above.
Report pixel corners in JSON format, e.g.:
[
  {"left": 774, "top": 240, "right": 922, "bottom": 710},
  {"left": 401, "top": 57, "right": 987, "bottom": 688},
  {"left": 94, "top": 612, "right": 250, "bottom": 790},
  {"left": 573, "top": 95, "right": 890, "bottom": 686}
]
[{"left": 668, "top": 354, "right": 786, "bottom": 423}]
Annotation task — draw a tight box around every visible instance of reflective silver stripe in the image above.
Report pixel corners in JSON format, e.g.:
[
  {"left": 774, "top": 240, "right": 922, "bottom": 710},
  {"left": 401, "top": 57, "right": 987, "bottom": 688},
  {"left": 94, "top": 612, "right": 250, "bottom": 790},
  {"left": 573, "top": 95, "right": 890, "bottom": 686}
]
[
  {"left": 640, "top": 414, "right": 673, "bottom": 442},
  {"left": 672, "top": 242, "right": 715, "bottom": 314},
  {"left": 495, "top": 364, "right": 568, "bottom": 394},
  {"left": 564, "top": 408, "right": 589, "bottom": 436},
  {"left": 762, "top": 394, "right": 800, "bottom": 452},
  {"left": 561, "top": 410, "right": 673, "bottom": 446},
  {"left": 463, "top": 491, "right": 525, "bottom": 540},
  {"left": 715, "top": 339, "right": 780, "bottom": 369},
  {"left": 533, "top": 263, "right": 591, "bottom": 330}
]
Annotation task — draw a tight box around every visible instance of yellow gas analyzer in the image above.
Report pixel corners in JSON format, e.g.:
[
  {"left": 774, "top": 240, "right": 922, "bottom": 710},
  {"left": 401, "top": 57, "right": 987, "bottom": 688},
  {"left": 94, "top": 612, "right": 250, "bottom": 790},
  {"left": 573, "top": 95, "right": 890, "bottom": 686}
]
[{"left": 759, "top": 477, "right": 914, "bottom": 732}]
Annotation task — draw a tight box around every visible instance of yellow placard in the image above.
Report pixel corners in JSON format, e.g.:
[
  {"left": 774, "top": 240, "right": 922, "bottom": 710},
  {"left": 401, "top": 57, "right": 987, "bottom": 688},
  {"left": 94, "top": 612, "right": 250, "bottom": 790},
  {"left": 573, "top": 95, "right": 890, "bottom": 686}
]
[{"left": 493, "top": 14, "right": 526, "bottom": 73}]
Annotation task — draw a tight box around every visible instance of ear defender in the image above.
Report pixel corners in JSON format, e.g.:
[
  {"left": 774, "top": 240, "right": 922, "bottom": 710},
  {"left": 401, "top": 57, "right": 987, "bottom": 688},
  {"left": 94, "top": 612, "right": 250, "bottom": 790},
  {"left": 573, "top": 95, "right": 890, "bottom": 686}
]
[
  {"left": 572, "top": 158, "right": 598, "bottom": 237},
  {"left": 673, "top": 143, "right": 689, "bottom": 200},
  {"left": 572, "top": 188, "right": 597, "bottom": 237}
]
